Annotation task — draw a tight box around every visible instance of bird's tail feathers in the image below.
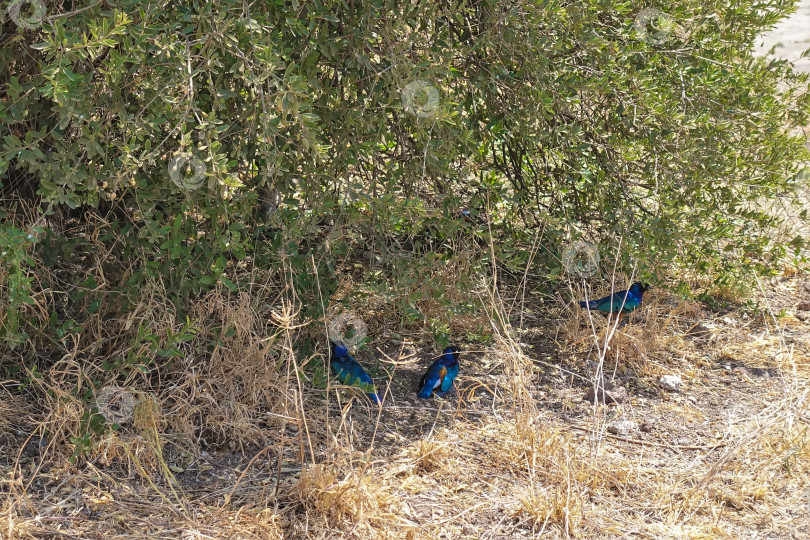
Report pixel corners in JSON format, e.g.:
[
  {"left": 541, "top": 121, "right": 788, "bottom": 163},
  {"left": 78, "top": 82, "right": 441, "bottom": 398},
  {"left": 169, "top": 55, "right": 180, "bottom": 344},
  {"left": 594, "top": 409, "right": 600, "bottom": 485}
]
[{"left": 579, "top": 300, "right": 597, "bottom": 309}]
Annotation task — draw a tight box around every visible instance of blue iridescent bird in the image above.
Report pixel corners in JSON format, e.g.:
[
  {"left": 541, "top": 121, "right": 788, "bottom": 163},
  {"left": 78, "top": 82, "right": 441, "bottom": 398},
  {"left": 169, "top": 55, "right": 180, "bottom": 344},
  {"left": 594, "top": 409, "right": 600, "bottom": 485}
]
[
  {"left": 329, "top": 341, "right": 381, "bottom": 404},
  {"left": 579, "top": 282, "right": 650, "bottom": 324},
  {"left": 417, "top": 346, "right": 461, "bottom": 398}
]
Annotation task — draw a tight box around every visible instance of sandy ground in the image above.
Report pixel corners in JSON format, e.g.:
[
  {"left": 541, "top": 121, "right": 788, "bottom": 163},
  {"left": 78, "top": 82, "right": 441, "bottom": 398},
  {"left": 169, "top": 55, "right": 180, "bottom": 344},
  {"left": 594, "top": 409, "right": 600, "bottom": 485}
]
[{"left": 756, "top": 0, "right": 810, "bottom": 73}]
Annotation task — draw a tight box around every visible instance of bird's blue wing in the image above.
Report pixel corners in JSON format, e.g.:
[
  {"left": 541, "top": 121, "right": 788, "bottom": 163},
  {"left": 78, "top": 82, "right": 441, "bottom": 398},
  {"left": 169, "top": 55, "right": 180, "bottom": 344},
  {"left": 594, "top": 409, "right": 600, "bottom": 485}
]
[
  {"left": 418, "top": 363, "right": 442, "bottom": 398},
  {"left": 418, "top": 372, "right": 439, "bottom": 398},
  {"left": 331, "top": 354, "right": 379, "bottom": 402},
  {"left": 595, "top": 291, "right": 635, "bottom": 314},
  {"left": 613, "top": 291, "right": 640, "bottom": 313},
  {"left": 601, "top": 293, "right": 622, "bottom": 313},
  {"left": 581, "top": 288, "right": 643, "bottom": 315},
  {"left": 330, "top": 359, "right": 351, "bottom": 385},
  {"left": 581, "top": 294, "right": 622, "bottom": 312},
  {"left": 349, "top": 361, "right": 373, "bottom": 385}
]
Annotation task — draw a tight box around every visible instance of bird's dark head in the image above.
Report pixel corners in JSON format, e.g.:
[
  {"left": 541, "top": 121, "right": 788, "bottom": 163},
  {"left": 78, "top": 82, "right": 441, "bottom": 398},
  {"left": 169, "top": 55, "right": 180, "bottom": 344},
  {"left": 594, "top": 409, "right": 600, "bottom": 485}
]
[
  {"left": 442, "top": 345, "right": 461, "bottom": 363},
  {"left": 631, "top": 282, "right": 651, "bottom": 294}
]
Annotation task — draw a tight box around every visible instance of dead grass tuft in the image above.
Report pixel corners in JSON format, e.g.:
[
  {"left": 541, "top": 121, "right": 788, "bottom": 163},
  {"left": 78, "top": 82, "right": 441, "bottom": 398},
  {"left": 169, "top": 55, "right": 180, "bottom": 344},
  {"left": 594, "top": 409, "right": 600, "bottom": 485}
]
[
  {"left": 412, "top": 437, "right": 451, "bottom": 474},
  {"left": 290, "top": 462, "right": 401, "bottom": 536},
  {"left": 516, "top": 485, "right": 584, "bottom": 536}
]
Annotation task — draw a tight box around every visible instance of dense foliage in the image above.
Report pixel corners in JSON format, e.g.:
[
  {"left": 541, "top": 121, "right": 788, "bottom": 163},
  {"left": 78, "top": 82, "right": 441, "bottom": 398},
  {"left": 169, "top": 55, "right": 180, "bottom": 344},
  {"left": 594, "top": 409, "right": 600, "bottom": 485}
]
[{"left": 2, "top": 0, "right": 809, "bottom": 354}]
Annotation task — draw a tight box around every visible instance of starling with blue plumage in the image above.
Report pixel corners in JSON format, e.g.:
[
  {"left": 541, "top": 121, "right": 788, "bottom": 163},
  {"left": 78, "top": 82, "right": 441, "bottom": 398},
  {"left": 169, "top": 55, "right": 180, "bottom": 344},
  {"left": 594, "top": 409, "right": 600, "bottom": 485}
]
[
  {"left": 329, "top": 340, "right": 381, "bottom": 404},
  {"left": 579, "top": 282, "right": 650, "bottom": 324},
  {"left": 417, "top": 346, "right": 461, "bottom": 398}
]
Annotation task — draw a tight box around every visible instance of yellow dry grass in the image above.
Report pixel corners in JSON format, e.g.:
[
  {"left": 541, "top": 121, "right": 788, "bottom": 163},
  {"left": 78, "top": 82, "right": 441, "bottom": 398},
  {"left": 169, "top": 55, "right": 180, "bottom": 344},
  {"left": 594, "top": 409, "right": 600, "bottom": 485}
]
[{"left": 1, "top": 267, "right": 809, "bottom": 539}]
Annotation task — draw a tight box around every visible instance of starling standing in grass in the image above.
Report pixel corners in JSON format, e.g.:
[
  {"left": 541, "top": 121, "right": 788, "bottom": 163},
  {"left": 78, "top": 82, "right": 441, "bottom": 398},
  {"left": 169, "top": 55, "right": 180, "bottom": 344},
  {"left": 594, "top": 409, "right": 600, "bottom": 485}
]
[
  {"left": 417, "top": 346, "right": 461, "bottom": 398},
  {"left": 329, "top": 340, "right": 381, "bottom": 404},
  {"left": 579, "top": 282, "right": 651, "bottom": 325}
]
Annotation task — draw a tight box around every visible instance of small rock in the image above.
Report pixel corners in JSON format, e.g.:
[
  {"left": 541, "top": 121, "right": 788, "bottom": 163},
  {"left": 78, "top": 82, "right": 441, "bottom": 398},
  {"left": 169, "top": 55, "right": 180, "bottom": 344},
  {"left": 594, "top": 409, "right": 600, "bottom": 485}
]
[
  {"left": 640, "top": 422, "right": 653, "bottom": 433},
  {"left": 748, "top": 367, "right": 770, "bottom": 378},
  {"left": 660, "top": 374, "right": 682, "bottom": 392},
  {"left": 607, "top": 420, "right": 638, "bottom": 436},
  {"left": 798, "top": 301, "right": 810, "bottom": 312},
  {"left": 797, "top": 312, "right": 809, "bottom": 322},
  {"left": 584, "top": 383, "right": 628, "bottom": 404}
]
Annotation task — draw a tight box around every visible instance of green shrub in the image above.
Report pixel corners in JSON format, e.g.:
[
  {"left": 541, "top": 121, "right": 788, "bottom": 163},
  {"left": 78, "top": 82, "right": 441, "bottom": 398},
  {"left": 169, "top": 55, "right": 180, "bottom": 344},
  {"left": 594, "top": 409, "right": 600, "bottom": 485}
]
[
  {"left": 0, "top": 1, "right": 808, "bottom": 455},
  {"left": 0, "top": 223, "right": 39, "bottom": 348}
]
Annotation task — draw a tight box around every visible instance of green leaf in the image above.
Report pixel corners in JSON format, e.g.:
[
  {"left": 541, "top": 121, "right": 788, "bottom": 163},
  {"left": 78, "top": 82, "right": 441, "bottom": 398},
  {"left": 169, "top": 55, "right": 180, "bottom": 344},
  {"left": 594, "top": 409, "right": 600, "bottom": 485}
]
[{"left": 218, "top": 276, "right": 237, "bottom": 291}]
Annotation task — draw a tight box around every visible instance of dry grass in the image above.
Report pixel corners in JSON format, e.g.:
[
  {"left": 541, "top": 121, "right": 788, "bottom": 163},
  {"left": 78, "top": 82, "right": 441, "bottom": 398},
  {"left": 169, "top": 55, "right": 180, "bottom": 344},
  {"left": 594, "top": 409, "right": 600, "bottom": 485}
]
[
  {"left": 2, "top": 263, "right": 810, "bottom": 538},
  {"left": 290, "top": 462, "right": 403, "bottom": 537}
]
